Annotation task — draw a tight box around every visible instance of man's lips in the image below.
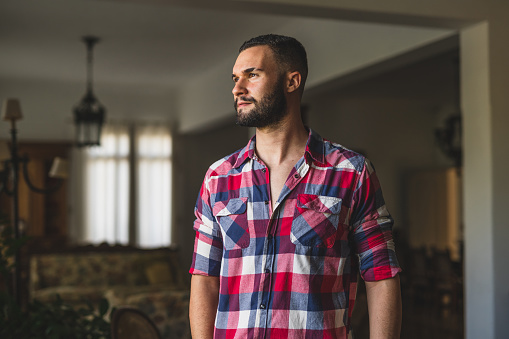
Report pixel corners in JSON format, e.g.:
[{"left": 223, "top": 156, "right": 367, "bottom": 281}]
[
  {"left": 237, "top": 101, "right": 252, "bottom": 107},
  {"left": 235, "top": 98, "right": 255, "bottom": 110},
  {"left": 235, "top": 96, "right": 256, "bottom": 110}
]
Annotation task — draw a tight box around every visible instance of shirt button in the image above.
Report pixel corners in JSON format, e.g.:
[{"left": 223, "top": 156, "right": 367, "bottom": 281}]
[
  {"left": 294, "top": 173, "right": 299, "bottom": 178},
  {"left": 262, "top": 168, "right": 266, "bottom": 173},
  {"left": 264, "top": 200, "right": 269, "bottom": 205},
  {"left": 267, "top": 234, "right": 273, "bottom": 239},
  {"left": 260, "top": 304, "right": 266, "bottom": 309},
  {"left": 265, "top": 269, "right": 270, "bottom": 273}
]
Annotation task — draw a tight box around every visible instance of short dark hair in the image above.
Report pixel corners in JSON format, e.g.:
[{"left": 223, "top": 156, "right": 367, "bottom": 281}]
[{"left": 239, "top": 34, "right": 308, "bottom": 93}]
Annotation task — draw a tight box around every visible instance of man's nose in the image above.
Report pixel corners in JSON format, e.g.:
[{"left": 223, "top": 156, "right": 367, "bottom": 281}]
[{"left": 232, "top": 79, "right": 247, "bottom": 96}]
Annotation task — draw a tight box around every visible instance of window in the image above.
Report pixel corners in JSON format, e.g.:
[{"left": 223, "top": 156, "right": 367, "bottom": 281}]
[
  {"left": 80, "top": 122, "right": 172, "bottom": 248},
  {"left": 135, "top": 125, "right": 172, "bottom": 247},
  {"left": 84, "top": 124, "right": 130, "bottom": 244}
]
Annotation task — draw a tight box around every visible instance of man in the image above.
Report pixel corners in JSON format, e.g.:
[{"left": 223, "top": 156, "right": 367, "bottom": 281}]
[{"left": 189, "top": 34, "right": 402, "bottom": 339}]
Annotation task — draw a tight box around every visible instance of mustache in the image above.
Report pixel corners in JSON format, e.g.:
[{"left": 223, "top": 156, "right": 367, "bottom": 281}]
[{"left": 234, "top": 96, "right": 256, "bottom": 109}]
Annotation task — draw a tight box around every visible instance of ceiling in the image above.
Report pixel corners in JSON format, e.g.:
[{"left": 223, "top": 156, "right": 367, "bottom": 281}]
[
  {"left": 0, "top": 0, "right": 454, "bottom": 88},
  {"left": 0, "top": 0, "right": 301, "bottom": 87}
]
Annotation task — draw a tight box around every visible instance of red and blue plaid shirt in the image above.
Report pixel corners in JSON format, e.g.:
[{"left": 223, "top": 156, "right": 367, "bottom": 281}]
[{"left": 190, "top": 129, "right": 401, "bottom": 338}]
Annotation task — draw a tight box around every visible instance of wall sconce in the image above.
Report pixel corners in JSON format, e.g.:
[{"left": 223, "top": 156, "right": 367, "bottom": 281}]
[
  {"left": 435, "top": 56, "right": 462, "bottom": 171},
  {"left": 0, "top": 98, "right": 67, "bottom": 304},
  {"left": 435, "top": 114, "right": 462, "bottom": 168}
]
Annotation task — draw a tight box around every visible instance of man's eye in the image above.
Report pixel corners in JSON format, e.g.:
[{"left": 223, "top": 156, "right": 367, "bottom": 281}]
[
  {"left": 249, "top": 73, "right": 257, "bottom": 78},
  {"left": 233, "top": 77, "right": 239, "bottom": 83}
]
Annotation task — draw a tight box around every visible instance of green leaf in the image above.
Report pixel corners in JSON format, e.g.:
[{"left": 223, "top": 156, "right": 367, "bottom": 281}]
[
  {"left": 98, "top": 298, "right": 109, "bottom": 317},
  {"left": 0, "top": 218, "right": 112, "bottom": 338}
]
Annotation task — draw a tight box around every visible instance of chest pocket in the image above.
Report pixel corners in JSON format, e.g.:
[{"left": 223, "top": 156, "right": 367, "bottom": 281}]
[
  {"left": 291, "top": 194, "right": 342, "bottom": 248},
  {"left": 213, "top": 197, "right": 250, "bottom": 250}
]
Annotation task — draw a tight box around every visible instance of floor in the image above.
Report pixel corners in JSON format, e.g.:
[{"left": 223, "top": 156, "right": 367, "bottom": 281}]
[{"left": 351, "top": 280, "right": 464, "bottom": 339}]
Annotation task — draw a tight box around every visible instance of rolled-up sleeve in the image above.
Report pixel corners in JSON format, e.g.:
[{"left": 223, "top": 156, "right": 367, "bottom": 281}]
[
  {"left": 350, "top": 159, "right": 401, "bottom": 282},
  {"left": 189, "top": 172, "right": 223, "bottom": 277}
]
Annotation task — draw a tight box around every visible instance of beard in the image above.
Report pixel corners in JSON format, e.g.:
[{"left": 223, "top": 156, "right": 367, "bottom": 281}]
[{"left": 235, "top": 76, "right": 287, "bottom": 128}]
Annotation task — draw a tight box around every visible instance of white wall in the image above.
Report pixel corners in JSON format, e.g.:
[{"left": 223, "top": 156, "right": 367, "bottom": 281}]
[
  {"left": 488, "top": 13, "right": 509, "bottom": 337},
  {"left": 461, "top": 23, "right": 494, "bottom": 338}
]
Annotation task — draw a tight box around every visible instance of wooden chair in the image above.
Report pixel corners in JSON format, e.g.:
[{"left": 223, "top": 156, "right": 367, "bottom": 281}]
[{"left": 111, "top": 307, "right": 162, "bottom": 339}]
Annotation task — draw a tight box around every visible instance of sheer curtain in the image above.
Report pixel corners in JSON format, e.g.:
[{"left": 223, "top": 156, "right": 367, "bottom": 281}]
[
  {"left": 77, "top": 122, "right": 172, "bottom": 247},
  {"left": 83, "top": 123, "right": 130, "bottom": 244},
  {"left": 135, "top": 124, "right": 172, "bottom": 247}
]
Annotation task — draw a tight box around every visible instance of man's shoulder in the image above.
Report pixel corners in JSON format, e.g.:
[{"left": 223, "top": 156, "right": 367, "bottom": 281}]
[
  {"left": 320, "top": 138, "right": 367, "bottom": 173},
  {"left": 205, "top": 147, "right": 245, "bottom": 177}
]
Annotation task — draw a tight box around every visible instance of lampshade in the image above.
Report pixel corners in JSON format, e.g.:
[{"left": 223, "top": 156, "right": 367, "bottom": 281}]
[
  {"left": 49, "top": 157, "right": 68, "bottom": 179},
  {"left": 2, "top": 98, "right": 23, "bottom": 121}
]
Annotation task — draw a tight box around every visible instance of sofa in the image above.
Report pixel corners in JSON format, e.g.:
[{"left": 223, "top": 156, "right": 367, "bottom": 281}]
[{"left": 28, "top": 244, "right": 191, "bottom": 339}]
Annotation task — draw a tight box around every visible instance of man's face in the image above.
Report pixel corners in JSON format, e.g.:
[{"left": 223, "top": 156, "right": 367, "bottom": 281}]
[{"left": 232, "top": 46, "right": 287, "bottom": 128}]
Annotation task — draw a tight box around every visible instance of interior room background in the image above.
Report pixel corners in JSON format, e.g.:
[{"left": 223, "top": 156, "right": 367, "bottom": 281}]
[{"left": 3, "top": 1, "right": 509, "bottom": 338}]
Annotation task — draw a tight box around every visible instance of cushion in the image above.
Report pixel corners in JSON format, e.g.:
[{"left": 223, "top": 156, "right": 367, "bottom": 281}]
[{"left": 145, "top": 262, "right": 174, "bottom": 285}]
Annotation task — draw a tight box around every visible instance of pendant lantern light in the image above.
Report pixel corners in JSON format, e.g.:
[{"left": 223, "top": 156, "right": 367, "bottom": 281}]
[{"left": 73, "top": 36, "right": 106, "bottom": 147}]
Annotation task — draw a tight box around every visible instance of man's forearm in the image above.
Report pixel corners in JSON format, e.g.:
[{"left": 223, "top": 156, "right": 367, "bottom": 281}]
[
  {"left": 190, "top": 274, "right": 220, "bottom": 339},
  {"left": 365, "top": 275, "right": 402, "bottom": 339}
]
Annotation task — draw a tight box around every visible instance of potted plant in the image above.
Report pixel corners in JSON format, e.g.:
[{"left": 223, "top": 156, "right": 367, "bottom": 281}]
[{"left": 0, "top": 225, "right": 112, "bottom": 339}]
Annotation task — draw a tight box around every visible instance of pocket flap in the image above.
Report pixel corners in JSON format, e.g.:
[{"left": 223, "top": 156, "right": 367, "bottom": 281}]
[
  {"left": 297, "top": 194, "right": 342, "bottom": 214},
  {"left": 213, "top": 197, "right": 248, "bottom": 216}
]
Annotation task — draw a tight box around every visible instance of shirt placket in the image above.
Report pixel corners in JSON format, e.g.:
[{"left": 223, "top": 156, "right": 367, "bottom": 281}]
[
  {"left": 250, "top": 155, "right": 271, "bottom": 337},
  {"left": 255, "top": 156, "right": 309, "bottom": 338}
]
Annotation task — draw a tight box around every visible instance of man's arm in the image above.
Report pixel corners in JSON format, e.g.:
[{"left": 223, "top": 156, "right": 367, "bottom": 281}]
[
  {"left": 365, "top": 275, "right": 402, "bottom": 339},
  {"left": 190, "top": 274, "right": 220, "bottom": 339}
]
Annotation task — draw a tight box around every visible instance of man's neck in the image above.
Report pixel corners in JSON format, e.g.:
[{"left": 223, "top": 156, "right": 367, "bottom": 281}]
[{"left": 254, "top": 117, "right": 308, "bottom": 168}]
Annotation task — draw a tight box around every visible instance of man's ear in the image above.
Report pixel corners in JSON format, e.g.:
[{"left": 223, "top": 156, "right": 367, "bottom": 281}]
[{"left": 286, "top": 71, "right": 302, "bottom": 93}]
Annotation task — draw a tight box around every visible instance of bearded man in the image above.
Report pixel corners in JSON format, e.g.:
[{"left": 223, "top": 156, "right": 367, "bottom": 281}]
[{"left": 189, "top": 34, "right": 402, "bottom": 339}]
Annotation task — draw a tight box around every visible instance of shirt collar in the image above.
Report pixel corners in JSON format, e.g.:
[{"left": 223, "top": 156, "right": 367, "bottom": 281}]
[
  {"left": 232, "top": 128, "right": 326, "bottom": 169},
  {"left": 305, "top": 128, "right": 326, "bottom": 165}
]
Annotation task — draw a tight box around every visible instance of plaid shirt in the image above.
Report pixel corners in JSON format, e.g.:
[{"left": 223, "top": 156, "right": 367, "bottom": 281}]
[{"left": 190, "top": 129, "right": 401, "bottom": 339}]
